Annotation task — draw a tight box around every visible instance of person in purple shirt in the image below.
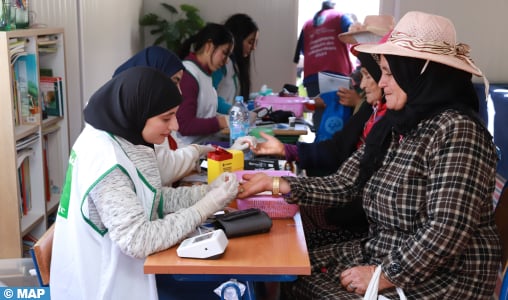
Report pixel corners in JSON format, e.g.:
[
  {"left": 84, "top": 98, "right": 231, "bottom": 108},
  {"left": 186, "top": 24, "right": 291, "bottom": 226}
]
[{"left": 174, "top": 23, "right": 234, "bottom": 146}]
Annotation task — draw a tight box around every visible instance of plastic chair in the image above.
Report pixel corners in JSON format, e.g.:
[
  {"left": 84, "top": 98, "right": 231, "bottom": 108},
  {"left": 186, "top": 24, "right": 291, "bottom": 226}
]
[
  {"left": 500, "top": 268, "right": 508, "bottom": 300},
  {"left": 30, "top": 223, "right": 55, "bottom": 287},
  {"left": 495, "top": 186, "right": 508, "bottom": 299}
]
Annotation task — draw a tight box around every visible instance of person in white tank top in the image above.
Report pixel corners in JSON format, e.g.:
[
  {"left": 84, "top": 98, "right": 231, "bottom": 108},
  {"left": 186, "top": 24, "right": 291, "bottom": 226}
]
[{"left": 175, "top": 23, "right": 234, "bottom": 146}]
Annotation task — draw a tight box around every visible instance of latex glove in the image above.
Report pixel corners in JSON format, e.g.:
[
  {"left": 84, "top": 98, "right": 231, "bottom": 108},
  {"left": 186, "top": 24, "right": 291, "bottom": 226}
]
[
  {"left": 229, "top": 136, "right": 257, "bottom": 151},
  {"left": 193, "top": 172, "right": 239, "bottom": 219},
  {"left": 208, "top": 171, "right": 237, "bottom": 190},
  {"left": 190, "top": 144, "right": 216, "bottom": 157}
]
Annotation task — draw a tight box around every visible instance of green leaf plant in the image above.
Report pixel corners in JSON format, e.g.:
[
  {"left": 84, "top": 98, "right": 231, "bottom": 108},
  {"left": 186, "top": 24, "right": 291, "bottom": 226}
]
[{"left": 139, "top": 3, "right": 205, "bottom": 55}]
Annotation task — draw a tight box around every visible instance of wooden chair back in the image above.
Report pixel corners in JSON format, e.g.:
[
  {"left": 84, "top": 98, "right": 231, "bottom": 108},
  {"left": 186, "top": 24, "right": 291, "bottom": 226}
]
[{"left": 30, "top": 223, "right": 55, "bottom": 286}]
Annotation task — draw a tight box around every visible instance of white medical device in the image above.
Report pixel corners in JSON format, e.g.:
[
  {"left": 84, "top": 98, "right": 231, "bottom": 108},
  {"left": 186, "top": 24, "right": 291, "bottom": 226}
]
[{"left": 177, "top": 229, "right": 228, "bottom": 259}]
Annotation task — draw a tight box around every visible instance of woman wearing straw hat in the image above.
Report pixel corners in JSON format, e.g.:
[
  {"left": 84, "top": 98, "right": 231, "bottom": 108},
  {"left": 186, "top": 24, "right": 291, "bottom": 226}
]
[{"left": 238, "top": 11, "right": 500, "bottom": 299}]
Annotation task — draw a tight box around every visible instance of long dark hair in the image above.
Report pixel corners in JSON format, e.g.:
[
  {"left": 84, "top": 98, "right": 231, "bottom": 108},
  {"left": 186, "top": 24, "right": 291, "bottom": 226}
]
[
  {"left": 224, "top": 14, "right": 259, "bottom": 101},
  {"left": 179, "top": 23, "right": 234, "bottom": 60}
]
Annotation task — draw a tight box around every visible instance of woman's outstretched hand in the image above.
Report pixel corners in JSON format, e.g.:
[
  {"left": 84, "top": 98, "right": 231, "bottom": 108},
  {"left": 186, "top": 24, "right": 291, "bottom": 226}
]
[
  {"left": 251, "top": 131, "right": 285, "bottom": 157},
  {"left": 237, "top": 172, "right": 273, "bottom": 198}
]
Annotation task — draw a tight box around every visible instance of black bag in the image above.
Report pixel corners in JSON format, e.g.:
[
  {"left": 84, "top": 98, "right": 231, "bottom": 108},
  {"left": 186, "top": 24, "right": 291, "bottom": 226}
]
[
  {"left": 213, "top": 208, "right": 272, "bottom": 238},
  {"left": 263, "top": 110, "right": 295, "bottom": 123}
]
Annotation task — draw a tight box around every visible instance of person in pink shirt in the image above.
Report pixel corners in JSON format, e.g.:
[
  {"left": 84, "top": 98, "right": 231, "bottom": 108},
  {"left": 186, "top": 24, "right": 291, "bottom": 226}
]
[{"left": 294, "top": 0, "right": 354, "bottom": 131}]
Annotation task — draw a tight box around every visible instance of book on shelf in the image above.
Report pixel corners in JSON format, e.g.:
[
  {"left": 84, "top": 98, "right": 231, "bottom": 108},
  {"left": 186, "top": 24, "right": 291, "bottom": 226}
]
[
  {"left": 10, "top": 51, "right": 27, "bottom": 66},
  {"left": 18, "top": 158, "right": 32, "bottom": 216},
  {"left": 15, "top": 133, "right": 39, "bottom": 152},
  {"left": 23, "top": 234, "right": 38, "bottom": 258},
  {"left": 38, "top": 35, "right": 59, "bottom": 53},
  {"left": 40, "top": 76, "right": 63, "bottom": 117},
  {"left": 42, "top": 135, "right": 51, "bottom": 202},
  {"left": 17, "top": 167, "right": 23, "bottom": 216},
  {"left": 11, "top": 63, "right": 20, "bottom": 126},
  {"left": 9, "top": 38, "right": 28, "bottom": 65},
  {"left": 23, "top": 234, "right": 37, "bottom": 247},
  {"left": 9, "top": 38, "right": 25, "bottom": 49},
  {"left": 13, "top": 54, "right": 40, "bottom": 124},
  {"left": 37, "top": 35, "right": 58, "bottom": 44},
  {"left": 39, "top": 68, "right": 53, "bottom": 77},
  {"left": 16, "top": 146, "right": 35, "bottom": 215}
]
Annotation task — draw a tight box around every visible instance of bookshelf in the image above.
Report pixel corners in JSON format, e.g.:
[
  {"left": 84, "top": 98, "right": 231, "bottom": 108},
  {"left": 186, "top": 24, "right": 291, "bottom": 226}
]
[{"left": 0, "top": 28, "right": 69, "bottom": 258}]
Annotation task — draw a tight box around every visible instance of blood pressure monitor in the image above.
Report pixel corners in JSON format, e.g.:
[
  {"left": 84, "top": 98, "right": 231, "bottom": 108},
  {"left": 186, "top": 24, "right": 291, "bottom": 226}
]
[{"left": 177, "top": 229, "right": 228, "bottom": 259}]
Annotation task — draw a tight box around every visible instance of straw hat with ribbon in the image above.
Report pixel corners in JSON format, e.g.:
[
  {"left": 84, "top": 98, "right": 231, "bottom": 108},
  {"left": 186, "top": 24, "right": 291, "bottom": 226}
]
[
  {"left": 338, "top": 15, "right": 395, "bottom": 44},
  {"left": 354, "top": 11, "right": 483, "bottom": 77}
]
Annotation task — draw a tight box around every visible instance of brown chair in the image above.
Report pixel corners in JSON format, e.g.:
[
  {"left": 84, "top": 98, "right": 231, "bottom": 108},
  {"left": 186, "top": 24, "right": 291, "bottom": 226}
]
[
  {"left": 495, "top": 185, "right": 508, "bottom": 299},
  {"left": 30, "top": 223, "right": 55, "bottom": 287}
]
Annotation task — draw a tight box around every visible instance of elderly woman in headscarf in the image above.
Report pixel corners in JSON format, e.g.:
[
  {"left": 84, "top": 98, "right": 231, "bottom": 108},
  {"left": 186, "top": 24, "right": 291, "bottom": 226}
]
[
  {"left": 238, "top": 11, "right": 500, "bottom": 299},
  {"left": 50, "top": 67, "right": 239, "bottom": 300},
  {"left": 114, "top": 46, "right": 215, "bottom": 186}
]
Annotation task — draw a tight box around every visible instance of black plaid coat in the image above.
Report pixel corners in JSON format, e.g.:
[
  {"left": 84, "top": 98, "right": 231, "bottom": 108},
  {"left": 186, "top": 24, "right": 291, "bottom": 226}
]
[{"left": 283, "top": 110, "right": 501, "bottom": 299}]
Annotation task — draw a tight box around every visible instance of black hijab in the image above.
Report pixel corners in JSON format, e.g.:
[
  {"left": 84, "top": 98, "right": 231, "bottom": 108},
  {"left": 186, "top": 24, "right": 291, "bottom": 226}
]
[
  {"left": 324, "top": 52, "right": 384, "bottom": 231},
  {"left": 84, "top": 66, "right": 182, "bottom": 148},
  {"left": 356, "top": 55, "right": 482, "bottom": 188},
  {"left": 357, "top": 52, "right": 381, "bottom": 83}
]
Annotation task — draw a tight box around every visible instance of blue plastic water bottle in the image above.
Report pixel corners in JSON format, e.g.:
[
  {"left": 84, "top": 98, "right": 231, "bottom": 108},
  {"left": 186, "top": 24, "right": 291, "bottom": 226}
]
[{"left": 229, "top": 96, "right": 249, "bottom": 146}]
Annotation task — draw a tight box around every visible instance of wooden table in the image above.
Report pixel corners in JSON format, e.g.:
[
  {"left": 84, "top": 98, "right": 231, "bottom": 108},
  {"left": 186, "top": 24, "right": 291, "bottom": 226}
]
[
  {"left": 221, "top": 124, "right": 309, "bottom": 145},
  {"left": 221, "top": 124, "right": 308, "bottom": 136},
  {"left": 144, "top": 213, "right": 310, "bottom": 280}
]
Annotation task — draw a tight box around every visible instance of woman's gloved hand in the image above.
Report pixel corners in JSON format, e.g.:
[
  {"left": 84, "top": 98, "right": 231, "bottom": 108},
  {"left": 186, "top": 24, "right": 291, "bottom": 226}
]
[
  {"left": 229, "top": 136, "right": 257, "bottom": 151},
  {"left": 190, "top": 144, "right": 216, "bottom": 157},
  {"left": 193, "top": 172, "right": 239, "bottom": 220}
]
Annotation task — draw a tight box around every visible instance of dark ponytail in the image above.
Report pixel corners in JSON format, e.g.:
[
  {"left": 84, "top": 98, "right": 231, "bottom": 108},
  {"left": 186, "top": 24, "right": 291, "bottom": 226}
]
[
  {"left": 179, "top": 23, "right": 234, "bottom": 59},
  {"left": 179, "top": 35, "right": 196, "bottom": 59}
]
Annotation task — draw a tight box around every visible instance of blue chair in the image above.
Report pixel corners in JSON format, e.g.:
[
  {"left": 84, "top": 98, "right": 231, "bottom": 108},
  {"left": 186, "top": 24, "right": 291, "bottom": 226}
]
[
  {"left": 495, "top": 185, "right": 508, "bottom": 299},
  {"left": 501, "top": 268, "right": 508, "bottom": 300}
]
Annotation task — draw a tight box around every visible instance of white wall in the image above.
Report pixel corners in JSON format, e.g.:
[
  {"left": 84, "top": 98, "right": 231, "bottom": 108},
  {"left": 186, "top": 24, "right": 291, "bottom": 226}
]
[
  {"left": 142, "top": 0, "right": 299, "bottom": 94},
  {"left": 381, "top": 0, "right": 508, "bottom": 83},
  {"left": 30, "top": 0, "right": 81, "bottom": 146},
  {"left": 78, "top": 0, "right": 144, "bottom": 104},
  {"left": 31, "top": 0, "right": 143, "bottom": 146}
]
